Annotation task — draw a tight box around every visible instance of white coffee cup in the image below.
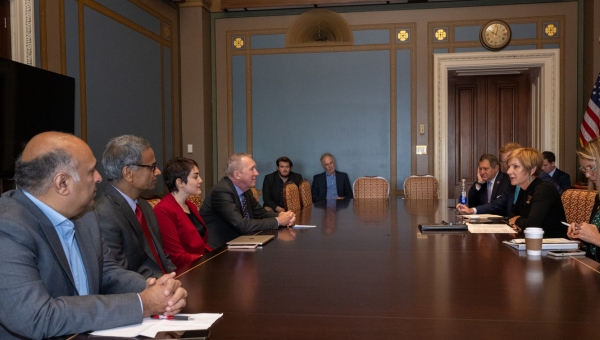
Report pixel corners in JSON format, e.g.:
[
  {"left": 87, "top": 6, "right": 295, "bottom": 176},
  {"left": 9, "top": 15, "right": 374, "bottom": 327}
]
[{"left": 524, "top": 227, "right": 544, "bottom": 255}]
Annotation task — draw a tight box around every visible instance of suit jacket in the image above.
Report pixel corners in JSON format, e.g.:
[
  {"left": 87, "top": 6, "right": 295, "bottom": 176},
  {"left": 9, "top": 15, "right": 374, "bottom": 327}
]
[
  {"left": 551, "top": 168, "right": 571, "bottom": 193},
  {"left": 467, "top": 172, "right": 512, "bottom": 208},
  {"left": 472, "top": 184, "right": 516, "bottom": 216},
  {"left": 0, "top": 189, "right": 146, "bottom": 339},
  {"left": 154, "top": 193, "right": 211, "bottom": 269},
  {"left": 311, "top": 171, "right": 353, "bottom": 203},
  {"left": 200, "top": 177, "right": 279, "bottom": 249},
  {"left": 95, "top": 185, "right": 176, "bottom": 278},
  {"left": 510, "top": 178, "right": 568, "bottom": 238},
  {"left": 262, "top": 170, "right": 303, "bottom": 210}
]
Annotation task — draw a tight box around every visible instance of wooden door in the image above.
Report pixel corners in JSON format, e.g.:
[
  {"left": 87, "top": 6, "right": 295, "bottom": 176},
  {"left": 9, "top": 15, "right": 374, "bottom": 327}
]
[
  {"left": 447, "top": 74, "right": 531, "bottom": 199},
  {"left": 0, "top": 0, "right": 10, "bottom": 59}
]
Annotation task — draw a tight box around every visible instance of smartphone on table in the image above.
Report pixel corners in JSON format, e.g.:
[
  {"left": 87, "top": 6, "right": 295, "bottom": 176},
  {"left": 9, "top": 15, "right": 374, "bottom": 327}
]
[{"left": 547, "top": 250, "right": 586, "bottom": 257}]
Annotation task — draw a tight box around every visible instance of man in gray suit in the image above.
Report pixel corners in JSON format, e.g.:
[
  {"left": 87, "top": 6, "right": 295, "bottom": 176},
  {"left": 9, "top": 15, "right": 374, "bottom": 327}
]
[
  {"left": 201, "top": 153, "right": 296, "bottom": 248},
  {"left": 0, "top": 132, "right": 186, "bottom": 339},
  {"left": 95, "top": 135, "right": 176, "bottom": 278}
]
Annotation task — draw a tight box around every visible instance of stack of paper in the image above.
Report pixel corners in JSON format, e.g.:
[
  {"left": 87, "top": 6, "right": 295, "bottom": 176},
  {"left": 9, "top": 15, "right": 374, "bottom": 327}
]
[
  {"left": 502, "top": 238, "right": 579, "bottom": 251},
  {"left": 90, "top": 313, "right": 223, "bottom": 338}
]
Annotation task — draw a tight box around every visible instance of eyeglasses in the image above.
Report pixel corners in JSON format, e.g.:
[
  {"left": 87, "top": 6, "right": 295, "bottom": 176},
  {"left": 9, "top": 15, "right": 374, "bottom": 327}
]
[
  {"left": 128, "top": 163, "right": 158, "bottom": 172},
  {"left": 579, "top": 165, "right": 597, "bottom": 174}
]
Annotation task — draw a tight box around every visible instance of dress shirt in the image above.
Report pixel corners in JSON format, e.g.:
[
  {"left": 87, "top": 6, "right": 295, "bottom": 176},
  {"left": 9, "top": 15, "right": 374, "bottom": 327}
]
[
  {"left": 326, "top": 173, "right": 338, "bottom": 199},
  {"left": 22, "top": 191, "right": 89, "bottom": 295},
  {"left": 233, "top": 183, "right": 279, "bottom": 226},
  {"left": 548, "top": 168, "right": 556, "bottom": 177}
]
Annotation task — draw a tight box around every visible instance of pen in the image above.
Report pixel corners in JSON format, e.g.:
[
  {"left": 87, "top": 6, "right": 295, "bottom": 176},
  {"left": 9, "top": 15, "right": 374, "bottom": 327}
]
[
  {"left": 562, "top": 221, "right": 577, "bottom": 230},
  {"left": 150, "top": 315, "right": 194, "bottom": 320}
]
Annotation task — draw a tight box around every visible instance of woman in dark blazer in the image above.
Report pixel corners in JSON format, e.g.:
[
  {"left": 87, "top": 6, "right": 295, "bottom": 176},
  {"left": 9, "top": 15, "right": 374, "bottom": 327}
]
[
  {"left": 568, "top": 137, "right": 600, "bottom": 262},
  {"left": 154, "top": 157, "right": 211, "bottom": 269},
  {"left": 507, "top": 148, "right": 567, "bottom": 238}
]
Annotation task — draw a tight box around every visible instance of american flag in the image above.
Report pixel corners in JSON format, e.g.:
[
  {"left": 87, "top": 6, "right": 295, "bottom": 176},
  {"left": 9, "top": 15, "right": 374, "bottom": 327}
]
[{"left": 580, "top": 73, "right": 600, "bottom": 147}]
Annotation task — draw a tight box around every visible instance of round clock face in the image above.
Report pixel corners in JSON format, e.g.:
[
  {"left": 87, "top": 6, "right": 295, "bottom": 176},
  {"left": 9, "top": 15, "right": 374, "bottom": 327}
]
[{"left": 480, "top": 21, "right": 511, "bottom": 51}]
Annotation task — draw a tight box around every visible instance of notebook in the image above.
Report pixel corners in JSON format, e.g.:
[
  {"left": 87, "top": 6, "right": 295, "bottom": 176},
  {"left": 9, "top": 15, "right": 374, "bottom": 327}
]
[
  {"left": 418, "top": 222, "right": 468, "bottom": 231},
  {"left": 226, "top": 235, "right": 274, "bottom": 246}
]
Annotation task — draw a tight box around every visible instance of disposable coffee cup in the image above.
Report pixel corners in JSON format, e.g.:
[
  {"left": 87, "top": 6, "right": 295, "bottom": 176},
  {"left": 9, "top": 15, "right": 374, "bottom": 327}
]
[{"left": 524, "top": 227, "right": 544, "bottom": 255}]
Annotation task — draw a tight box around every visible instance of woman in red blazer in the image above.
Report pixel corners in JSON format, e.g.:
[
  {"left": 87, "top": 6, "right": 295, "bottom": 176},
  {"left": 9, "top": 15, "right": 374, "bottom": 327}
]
[{"left": 154, "top": 157, "right": 211, "bottom": 270}]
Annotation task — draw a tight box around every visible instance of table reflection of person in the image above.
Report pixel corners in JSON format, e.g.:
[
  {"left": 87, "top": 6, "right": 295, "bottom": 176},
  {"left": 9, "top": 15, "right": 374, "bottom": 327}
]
[
  {"left": 154, "top": 157, "right": 212, "bottom": 270},
  {"left": 568, "top": 138, "right": 600, "bottom": 262},
  {"left": 506, "top": 148, "right": 567, "bottom": 238}
]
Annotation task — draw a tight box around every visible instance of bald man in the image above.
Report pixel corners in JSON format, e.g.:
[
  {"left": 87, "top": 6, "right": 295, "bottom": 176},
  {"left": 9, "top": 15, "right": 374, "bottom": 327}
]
[{"left": 0, "top": 132, "right": 187, "bottom": 339}]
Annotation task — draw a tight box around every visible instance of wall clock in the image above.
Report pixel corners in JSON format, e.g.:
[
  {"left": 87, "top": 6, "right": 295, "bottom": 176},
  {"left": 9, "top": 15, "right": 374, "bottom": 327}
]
[{"left": 480, "top": 20, "right": 511, "bottom": 51}]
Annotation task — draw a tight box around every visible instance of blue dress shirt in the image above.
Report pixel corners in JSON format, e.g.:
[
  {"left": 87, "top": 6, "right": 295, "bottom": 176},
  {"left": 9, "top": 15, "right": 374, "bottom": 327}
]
[
  {"left": 326, "top": 173, "right": 338, "bottom": 199},
  {"left": 23, "top": 191, "right": 89, "bottom": 295}
]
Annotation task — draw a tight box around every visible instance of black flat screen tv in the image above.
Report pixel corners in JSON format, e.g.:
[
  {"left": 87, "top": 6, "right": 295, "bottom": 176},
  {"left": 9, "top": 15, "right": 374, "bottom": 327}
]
[{"left": 0, "top": 57, "right": 75, "bottom": 179}]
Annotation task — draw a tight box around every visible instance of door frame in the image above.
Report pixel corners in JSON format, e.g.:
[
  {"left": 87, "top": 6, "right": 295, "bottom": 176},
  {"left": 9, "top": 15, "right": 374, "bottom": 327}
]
[{"left": 433, "top": 49, "right": 560, "bottom": 200}]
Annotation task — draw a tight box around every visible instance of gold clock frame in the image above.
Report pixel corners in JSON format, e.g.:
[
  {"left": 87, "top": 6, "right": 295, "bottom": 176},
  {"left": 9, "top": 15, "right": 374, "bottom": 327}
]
[{"left": 480, "top": 20, "right": 511, "bottom": 51}]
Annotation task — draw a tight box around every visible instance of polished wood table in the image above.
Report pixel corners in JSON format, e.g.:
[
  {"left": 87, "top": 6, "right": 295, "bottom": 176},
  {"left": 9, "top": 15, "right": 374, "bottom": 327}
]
[{"left": 173, "top": 198, "right": 600, "bottom": 339}]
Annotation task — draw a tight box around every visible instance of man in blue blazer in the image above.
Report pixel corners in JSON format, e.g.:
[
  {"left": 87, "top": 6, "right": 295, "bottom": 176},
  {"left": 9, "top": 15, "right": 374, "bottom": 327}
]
[
  {"left": 456, "top": 153, "right": 513, "bottom": 216},
  {"left": 311, "top": 153, "right": 353, "bottom": 203},
  {"left": 541, "top": 151, "right": 571, "bottom": 194},
  {"left": 466, "top": 154, "right": 512, "bottom": 208},
  {"left": 0, "top": 132, "right": 186, "bottom": 339}
]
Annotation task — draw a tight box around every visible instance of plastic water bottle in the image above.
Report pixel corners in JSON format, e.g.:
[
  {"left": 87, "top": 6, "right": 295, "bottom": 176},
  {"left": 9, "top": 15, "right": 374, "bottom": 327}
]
[{"left": 459, "top": 179, "right": 468, "bottom": 205}]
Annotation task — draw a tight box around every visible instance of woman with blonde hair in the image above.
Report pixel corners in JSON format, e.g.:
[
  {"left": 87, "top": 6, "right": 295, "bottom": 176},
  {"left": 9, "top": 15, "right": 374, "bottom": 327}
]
[
  {"left": 568, "top": 137, "right": 600, "bottom": 262},
  {"left": 506, "top": 148, "right": 567, "bottom": 238}
]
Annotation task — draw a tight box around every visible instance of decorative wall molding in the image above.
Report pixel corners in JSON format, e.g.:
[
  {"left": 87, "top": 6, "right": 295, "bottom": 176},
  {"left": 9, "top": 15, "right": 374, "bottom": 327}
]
[
  {"left": 433, "top": 49, "right": 561, "bottom": 200},
  {"left": 10, "top": 0, "right": 35, "bottom": 65}
]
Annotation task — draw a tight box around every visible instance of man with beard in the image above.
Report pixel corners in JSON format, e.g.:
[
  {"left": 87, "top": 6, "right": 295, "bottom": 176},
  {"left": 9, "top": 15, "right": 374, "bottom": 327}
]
[
  {"left": 95, "top": 135, "right": 176, "bottom": 278},
  {"left": 262, "top": 156, "right": 303, "bottom": 212}
]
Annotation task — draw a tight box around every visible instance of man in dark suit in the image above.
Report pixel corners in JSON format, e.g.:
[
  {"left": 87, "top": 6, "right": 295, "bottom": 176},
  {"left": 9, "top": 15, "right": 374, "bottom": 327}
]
[
  {"left": 95, "top": 135, "right": 176, "bottom": 278},
  {"left": 311, "top": 153, "right": 353, "bottom": 202},
  {"left": 541, "top": 151, "right": 571, "bottom": 194},
  {"left": 466, "top": 154, "right": 511, "bottom": 208},
  {"left": 456, "top": 153, "right": 513, "bottom": 216},
  {"left": 201, "top": 153, "right": 296, "bottom": 248},
  {"left": 0, "top": 132, "right": 186, "bottom": 339},
  {"left": 262, "top": 156, "right": 303, "bottom": 212}
]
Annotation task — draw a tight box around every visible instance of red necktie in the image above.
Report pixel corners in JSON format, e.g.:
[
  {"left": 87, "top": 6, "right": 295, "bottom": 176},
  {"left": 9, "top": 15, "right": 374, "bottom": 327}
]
[{"left": 135, "top": 204, "right": 166, "bottom": 275}]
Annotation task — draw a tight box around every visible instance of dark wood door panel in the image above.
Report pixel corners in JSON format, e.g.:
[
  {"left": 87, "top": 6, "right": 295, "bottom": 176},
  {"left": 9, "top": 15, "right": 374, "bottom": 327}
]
[
  {"left": 0, "top": 0, "right": 10, "bottom": 60},
  {"left": 448, "top": 74, "right": 531, "bottom": 198}
]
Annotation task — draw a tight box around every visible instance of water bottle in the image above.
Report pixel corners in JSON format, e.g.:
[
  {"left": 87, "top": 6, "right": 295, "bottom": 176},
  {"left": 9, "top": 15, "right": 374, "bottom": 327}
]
[{"left": 459, "top": 179, "right": 468, "bottom": 205}]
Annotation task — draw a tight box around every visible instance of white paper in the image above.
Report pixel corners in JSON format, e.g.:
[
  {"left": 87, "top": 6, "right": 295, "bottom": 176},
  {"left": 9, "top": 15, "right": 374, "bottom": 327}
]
[
  {"left": 90, "top": 313, "right": 223, "bottom": 338},
  {"left": 461, "top": 214, "right": 504, "bottom": 219},
  {"left": 467, "top": 224, "right": 517, "bottom": 233},
  {"left": 293, "top": 225, "right": 316, "bottom": 228},
  {"left": 503, "top": 238, "right": 579, "bottom": 250}
]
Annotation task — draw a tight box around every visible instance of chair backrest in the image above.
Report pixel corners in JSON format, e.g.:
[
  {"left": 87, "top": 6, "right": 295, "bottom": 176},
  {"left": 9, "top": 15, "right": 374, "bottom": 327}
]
[
  {"left": 146, "top": 197, "right": 161, "bottom": 208},
  {"left": 353, "top": 176, "right": 389, "bottom": 199},
  {"left": 298, "top": 180, "right": 313, "bottom": 208},
  {"left": 250, "top": 187, "right": 259, "bottom": 201},
  {"left": 403, "top": 175, "right": 439, "bottom": 199},
  {"left": 187, "top": 194, "right": 203, "bottom": 211},
  {"left": 283, "top": 182, "right": 302, "bottom": 214},
  {"left": 561, "top": 189, "right": 597, "bottom": 224}
]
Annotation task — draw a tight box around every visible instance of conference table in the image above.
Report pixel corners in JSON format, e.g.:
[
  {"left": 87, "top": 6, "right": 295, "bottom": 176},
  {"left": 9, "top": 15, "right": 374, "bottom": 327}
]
[{"left": 72, "top": 198, "right": 600, "bottom": 339}]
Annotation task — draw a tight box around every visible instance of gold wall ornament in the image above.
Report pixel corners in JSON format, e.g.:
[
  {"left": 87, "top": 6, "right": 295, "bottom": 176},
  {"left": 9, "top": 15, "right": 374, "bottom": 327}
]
[
  {"left": 163, "top": 24, "right": 171, "bottom": 40},
  {"left": 545, "top": 24, "right": 557, "bottom": 37},
  {"left": 397, "top": 29, "right": 409, "bottom": 42},
  {"left": 435, "top": 28, "right": 447, "bottom": 41},
  {"left": 233, "top": 37, "right": 245, "bottom": 49}
]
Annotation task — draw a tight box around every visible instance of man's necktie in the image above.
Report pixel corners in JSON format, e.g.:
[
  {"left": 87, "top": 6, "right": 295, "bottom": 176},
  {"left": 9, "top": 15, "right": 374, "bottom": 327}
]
[
  {"left": 487, "top": 181, "right": 493, "bottom": 203},
  {"left": 135, "top": 204, "right": 166, "bottom": 274},
  {"left": 240, "top": 194, "right": 249, "bottom": 218}
]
